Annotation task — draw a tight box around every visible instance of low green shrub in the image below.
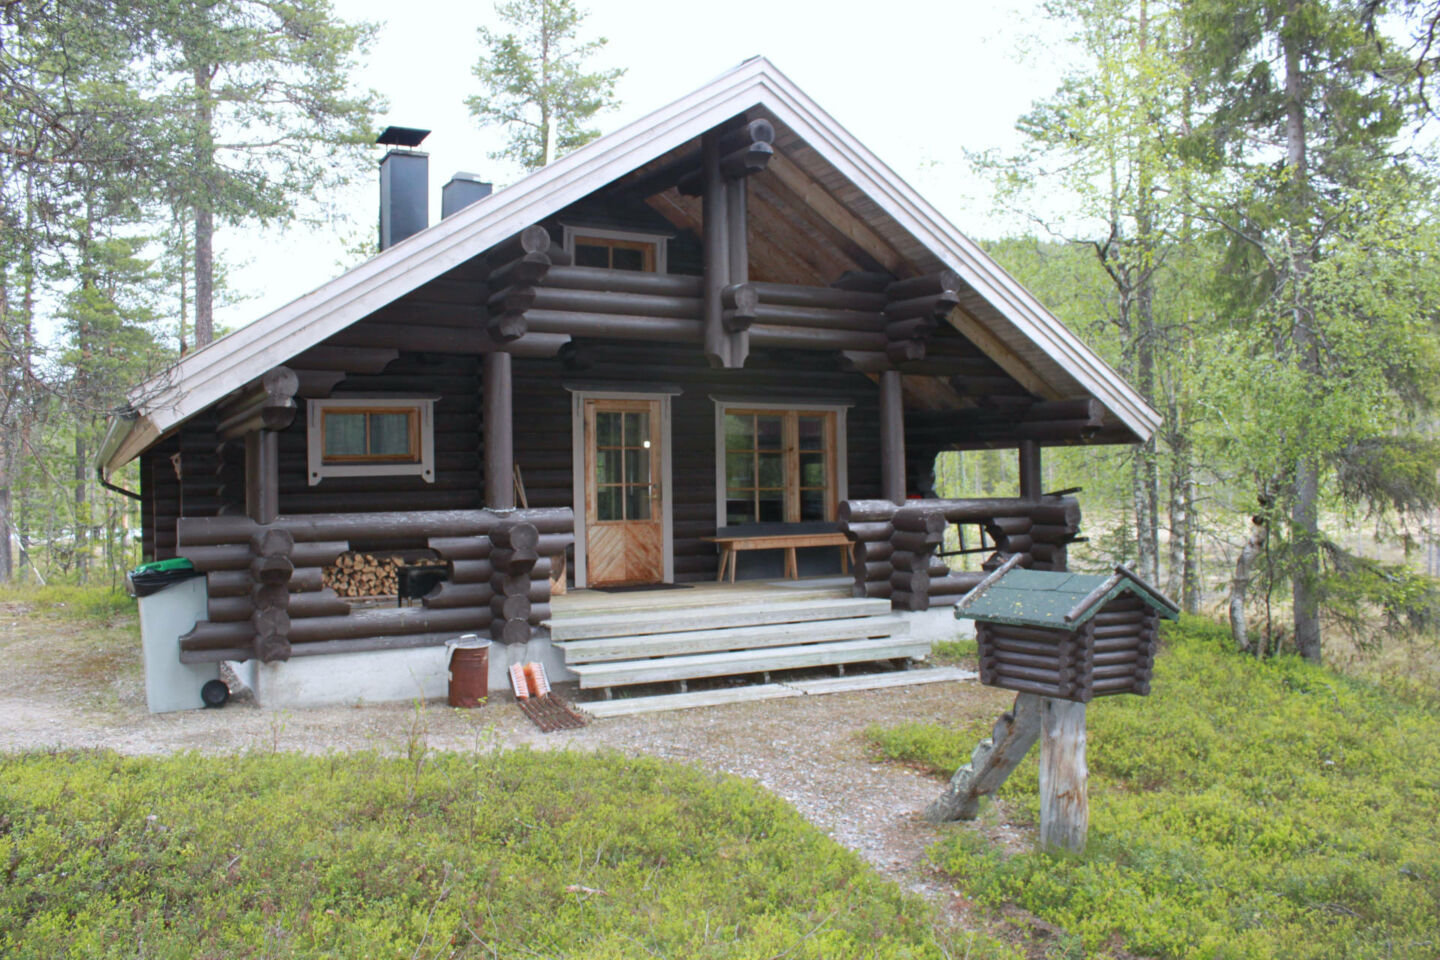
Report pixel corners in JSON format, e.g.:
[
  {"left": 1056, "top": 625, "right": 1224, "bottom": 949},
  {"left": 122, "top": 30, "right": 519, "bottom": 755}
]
[
  {"left": 0, "top": 748, "right": 1020, "bottom": 959},
  {"left": 865, "top": 616, "right": 1440, "bottom": 959},
  {"left": 930, "top": 636, "right": 979, "bottom": 666},
  {"left": 0, "top": 584, "right": 133, "bottom": 623}
]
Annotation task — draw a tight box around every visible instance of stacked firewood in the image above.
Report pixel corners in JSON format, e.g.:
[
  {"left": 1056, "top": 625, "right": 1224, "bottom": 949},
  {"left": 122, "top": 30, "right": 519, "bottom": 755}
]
[{"left": 324, "top": 553, "right": 402, "bottom": 598}]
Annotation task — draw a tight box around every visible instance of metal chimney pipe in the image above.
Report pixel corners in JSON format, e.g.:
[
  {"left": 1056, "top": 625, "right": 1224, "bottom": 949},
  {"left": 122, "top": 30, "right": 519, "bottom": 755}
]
[
  {"left": 442, "top": 172, "right": 493, "bottom": 218},
  {"left": 376, "top": 126, "right": 431, "bottom": 250}
]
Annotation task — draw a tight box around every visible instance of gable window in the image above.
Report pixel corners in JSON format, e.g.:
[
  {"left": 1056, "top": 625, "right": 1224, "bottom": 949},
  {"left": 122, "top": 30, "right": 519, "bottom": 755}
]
[
  {"left": 715, "top": 404, "right": 849, "bottom": 525},
  {"left": 562, "top": 226, "right": 667, "bottom": 273},
  {"left": 307, "top": 397, "right": 435, "bottom": 485}
]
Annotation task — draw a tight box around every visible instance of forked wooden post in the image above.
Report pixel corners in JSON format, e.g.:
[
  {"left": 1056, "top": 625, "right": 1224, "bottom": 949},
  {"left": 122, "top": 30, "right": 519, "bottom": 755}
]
[{"left": 1038, "top": 697, "right": 1088, "bottom": 852}]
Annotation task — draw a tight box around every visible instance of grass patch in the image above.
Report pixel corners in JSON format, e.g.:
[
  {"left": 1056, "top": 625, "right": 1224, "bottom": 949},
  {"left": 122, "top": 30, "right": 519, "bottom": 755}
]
[
  {"left": 929, "top": 636, "right": 978, "bottom": 667},
  {"left": 864, "top": 616, "right": 1440, "bottom": 959},
  {"left": 0, "top": 748, "right": 1020, "bottom": 959},
  {"left": 0, "top": 584, "right": 133, "bottom": 623}
]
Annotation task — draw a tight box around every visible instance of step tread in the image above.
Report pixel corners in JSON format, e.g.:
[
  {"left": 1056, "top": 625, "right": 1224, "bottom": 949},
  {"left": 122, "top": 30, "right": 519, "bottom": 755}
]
[
  {"left": 547, "top": 597, "right": 893, "bottom": 641},
  {"left": 557, "top": 615, "right": 912, "bottom": 663},
  {"left": 569, "top": 636, "right": 931, "bottom": 688},
  {"left": 583, "top": 668, "right": 976, "bottom": 718}
]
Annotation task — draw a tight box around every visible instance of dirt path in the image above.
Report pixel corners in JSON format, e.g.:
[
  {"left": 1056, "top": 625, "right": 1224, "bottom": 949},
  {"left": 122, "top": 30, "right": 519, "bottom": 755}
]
[{"left": 0, "top": 602, "right": 1016, "bottom": 895}]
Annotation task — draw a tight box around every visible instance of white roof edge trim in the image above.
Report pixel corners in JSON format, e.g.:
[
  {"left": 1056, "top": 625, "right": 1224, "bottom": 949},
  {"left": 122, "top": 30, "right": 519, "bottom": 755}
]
[{"left": 109, "top": 56, "right": 1156, "bottom": 469}]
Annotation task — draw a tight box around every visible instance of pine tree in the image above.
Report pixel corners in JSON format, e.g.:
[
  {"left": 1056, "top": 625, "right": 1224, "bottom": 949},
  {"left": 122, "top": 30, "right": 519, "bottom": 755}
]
[{"left": 466, "top": 0, "right": 624, "bottom": 171}]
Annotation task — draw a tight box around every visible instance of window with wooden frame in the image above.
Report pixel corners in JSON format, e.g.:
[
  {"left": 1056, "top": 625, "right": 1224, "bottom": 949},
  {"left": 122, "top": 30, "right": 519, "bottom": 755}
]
[
  {"left": 720, "top": 407, "right": 841, "bottom": 525},
  {"left": 562, "top": 226, "right": 667, "bottom": 274},
  {"left": 306, "top": 397, "right": 436, "bottom": 485}
]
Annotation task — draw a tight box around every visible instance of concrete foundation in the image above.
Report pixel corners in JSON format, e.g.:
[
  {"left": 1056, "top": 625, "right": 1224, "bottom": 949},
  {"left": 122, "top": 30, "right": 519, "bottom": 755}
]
[
  {"left": 900, "top": 606, "right": 976, "bottom": 646},
  {"left": 244, "top": 632, "right": 575, "bottom": 709}
]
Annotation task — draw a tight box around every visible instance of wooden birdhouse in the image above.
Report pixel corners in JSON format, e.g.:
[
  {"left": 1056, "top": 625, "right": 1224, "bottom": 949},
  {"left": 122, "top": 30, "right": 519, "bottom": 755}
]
[{"left": 955, "top": 556, "right": 1180, "bottom": 702}]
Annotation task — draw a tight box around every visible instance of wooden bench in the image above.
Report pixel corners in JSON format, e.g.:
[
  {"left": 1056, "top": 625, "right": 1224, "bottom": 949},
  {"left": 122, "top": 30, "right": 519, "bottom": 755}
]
[{"left": 706, "top": 524, "right": 851, "bottom": 582}]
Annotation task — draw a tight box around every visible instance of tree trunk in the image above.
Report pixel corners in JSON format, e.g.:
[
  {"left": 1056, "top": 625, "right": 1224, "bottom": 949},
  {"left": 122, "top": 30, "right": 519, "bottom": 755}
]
[
  {"left": 1283, "top": 0, "right": 1322, "bottom": 663},
  {"left": 74, "top": 433, "right": 87, "bottom": 583},
  {"left": 1183, "top": 468, "right": 1200, "bottom": 614},
  {"left": 193, "top": 65, "right": 216, "bottom": 346},
  {"left": 925, "top": 692, "right": 1042, "bottom": 822},
  {"left": 1039, "top": 697, "right": 1088, "bottom": 853},
  {"left": 1230, "top": 517, "right": 1266, "bottom": 654},
  {"left": 1166, "top": 421, "right": 1188, "bottom": 602}
]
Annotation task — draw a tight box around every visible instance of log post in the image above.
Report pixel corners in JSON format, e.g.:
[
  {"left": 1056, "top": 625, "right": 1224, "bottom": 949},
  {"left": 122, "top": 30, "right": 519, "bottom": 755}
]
[
  {"left": 244, "top": 431, "right": 280, "bottom": 525},
  {"left": 484, "top": 351, "right": 514, "bottom": 509},
  {"left": 725, "top": 170, "right": 750, "bottom": 367},
  {"left": 701, "top": 129, "right": 733, "bottom": 369},
  {"left": 925, "top": 692, "right": 1042, "bottom": 822},
  {"left": 1019, "top": 440, "right": 1042, "bottom": 500},
  {"left": 1038, "top": 697, "right": 1088, "bottom": 852},
  {"left": 879, "top": 370, "right": 905, "bottom": 502}
]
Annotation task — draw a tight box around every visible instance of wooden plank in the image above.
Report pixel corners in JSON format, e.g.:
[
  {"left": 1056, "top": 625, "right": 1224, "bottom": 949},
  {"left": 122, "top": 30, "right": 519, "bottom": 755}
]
[
  {"left": 945, "top": 305, "right": 1064, "bottom": 401},
  {"left": 547, "top": 597, "right": 892, "bottom": 640},
  {"left": 557, "top": 615, "right": 911, "bottom": 663},
  {"left": 583, "top": 667, "right": 974, "bottom": 718},
  {"left": 568, "top": 635, "right": 932, "bottom": 688},
  {"left": 761, "top": 154, "right": 908, "bottom": 275},
  {"left": 925, "top": 691, "right": 1043, "bottom": 822}
]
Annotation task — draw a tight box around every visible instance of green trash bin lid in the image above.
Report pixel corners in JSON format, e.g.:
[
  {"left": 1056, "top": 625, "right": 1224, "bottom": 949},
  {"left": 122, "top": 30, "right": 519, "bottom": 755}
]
[{"left": 131, "top": 557, "right": 195, "bottom": 576}]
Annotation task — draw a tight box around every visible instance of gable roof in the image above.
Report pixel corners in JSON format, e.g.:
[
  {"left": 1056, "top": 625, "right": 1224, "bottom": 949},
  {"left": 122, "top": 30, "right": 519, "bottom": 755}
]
[
  {"left": 99, "top": 56, "right": 1161, "bottom": 473},
  {"left": 954, "top": 558, "right": 1181, "bottom": 630}
]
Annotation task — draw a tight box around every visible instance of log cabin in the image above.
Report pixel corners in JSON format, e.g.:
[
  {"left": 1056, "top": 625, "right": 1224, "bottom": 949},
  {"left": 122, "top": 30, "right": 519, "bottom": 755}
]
[{"left": 100, "top": 58, "right": 1161, "bottom": 712}]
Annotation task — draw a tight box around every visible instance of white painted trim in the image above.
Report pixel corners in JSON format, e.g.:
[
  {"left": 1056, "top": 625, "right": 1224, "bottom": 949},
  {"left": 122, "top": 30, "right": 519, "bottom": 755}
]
[
  {"left": 561, "top": 225, "right": 669, "bottom": 274},
  {"left": 305, "top": 397, "right": 435, "bottom": 485},
  {"left": 712, "top": 400, "right": 849, "bottom": 529},
  {"left": 570, "top": 390, "right": 675, "bottom": 589},
  {"left": 105, "top": 57, "right": 1159, "bottom": 472}
]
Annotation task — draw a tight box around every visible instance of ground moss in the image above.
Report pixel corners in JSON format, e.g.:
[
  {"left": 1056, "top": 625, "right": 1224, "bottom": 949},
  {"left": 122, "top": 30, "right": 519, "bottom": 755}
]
[
  {"left": 865, "top": 616, "right": 1440, "bottom": 958},
  {"left": 0, "top": 747, "right": 1019, "bottom": 959}
]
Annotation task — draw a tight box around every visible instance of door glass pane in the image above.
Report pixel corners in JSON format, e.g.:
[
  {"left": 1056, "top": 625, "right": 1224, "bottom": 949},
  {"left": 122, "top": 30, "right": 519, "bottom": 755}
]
[
  {"left": 596, "top": 485, "right": 622, "bottom": 521},
  {"left": 575, "top": 243, "right": 609, "bottom": 268},
  {"left": 724, "top": 414, "right": 751, "bottom": 450},
  {"left": 612, "top": 246, "right": 645, "bottom": 271},
  {"left": 756, "top": 415, "right": 783, "bottom": 448},
  {"left": 369, "top": 413, "right": 411, "bottom": 456},
  {"left": 622, "top": 411, "right": 647, "bottom": 445},
  {"left": 323, "top": 413, "right": 366, "bottom": 457},
  {"left": 800, "top": 452, "right": 825, "bottom": 487},
  {"left": 757, "top": 495, "right": 784, "bottom": 522},
  {"left": 624, "top": 448, "right": 649, "bottom": 486},
  {"left": 798, "top": 415, "right": 824, "bottom": 448},
  {"left": 800, "top": 489, "right": 826, "bottom": 521},
  {"left": 758, "top": 452, "right": 784, "bottom": 488},
  {"left": 596, "top": 449, "right": 621, "bottom": 485},
  {"left": 625, "top": 484, "right": 651, "bottom": 520},
  {"left": 595, "top": 411, "right": 621, "bottom": 447},
  {"left": 726, "top": 498, "right": 755, "bottom": 525},
  {"left": 726, "top": 452, "right": 753, "bottom": 487}
]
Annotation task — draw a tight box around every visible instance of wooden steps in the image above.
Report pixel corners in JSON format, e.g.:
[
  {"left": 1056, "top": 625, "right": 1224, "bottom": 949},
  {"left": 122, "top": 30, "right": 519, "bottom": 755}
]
[
  {"left": 547, "top": 593, "right": 928, "bottom": 697},
  {"left": 583, "top": 667, "right": 976, "bottom": 718},
  {"left": 548, "top": 597, "right": 891, "bottom": 641}
]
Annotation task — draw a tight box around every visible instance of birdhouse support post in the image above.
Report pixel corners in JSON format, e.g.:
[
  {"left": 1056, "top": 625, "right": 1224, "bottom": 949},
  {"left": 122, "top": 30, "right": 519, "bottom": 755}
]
[{"left": 1039, "top": 696, "right": 1088, "bottom": 852}]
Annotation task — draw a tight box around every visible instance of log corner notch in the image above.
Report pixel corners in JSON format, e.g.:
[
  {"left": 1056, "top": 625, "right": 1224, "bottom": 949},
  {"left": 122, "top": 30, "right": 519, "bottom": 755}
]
[
  {"left": 483, "top": 223, "right": 574, "bottom": 345},
  {"left": 881, "top": 270, "right": 963, "bottom": 364},
  {"left": 702, "top": 119, "right": 775, "bottom": 369}
]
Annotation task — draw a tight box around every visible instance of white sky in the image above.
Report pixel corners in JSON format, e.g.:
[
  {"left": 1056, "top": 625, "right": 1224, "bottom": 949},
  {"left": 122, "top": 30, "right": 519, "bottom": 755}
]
[{"left": 214, "top": 0, "right": 1072, "bottom": 333}]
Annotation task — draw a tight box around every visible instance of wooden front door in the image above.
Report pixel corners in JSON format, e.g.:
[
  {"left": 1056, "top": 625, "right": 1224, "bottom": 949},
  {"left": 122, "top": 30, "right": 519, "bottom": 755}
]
[{"left": 583, "top": 398, "right": 664, "bottom": 586}]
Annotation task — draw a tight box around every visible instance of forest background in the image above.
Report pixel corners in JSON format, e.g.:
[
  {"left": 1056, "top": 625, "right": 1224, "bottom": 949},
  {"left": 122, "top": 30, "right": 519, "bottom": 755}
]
[{"left": 3, "top": 0, "right": 1440, "bottom": 670}]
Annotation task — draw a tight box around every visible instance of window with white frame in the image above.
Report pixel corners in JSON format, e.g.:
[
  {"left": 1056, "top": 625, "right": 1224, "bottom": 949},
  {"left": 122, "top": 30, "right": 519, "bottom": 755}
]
[
  {"left": 562, "top": 226, "right": 667, "bottom": 274},
  {"left": 715, "top": 403, "right": 849, "bottom": 525},
  {"left": 306, "top": 397, "right": 435, "bottom": 485}
]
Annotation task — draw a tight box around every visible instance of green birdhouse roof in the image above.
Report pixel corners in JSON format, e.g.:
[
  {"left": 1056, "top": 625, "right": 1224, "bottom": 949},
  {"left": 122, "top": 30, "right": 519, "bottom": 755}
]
[{"left": 953, "top": 557, "right": 1180, "bottom": 630}]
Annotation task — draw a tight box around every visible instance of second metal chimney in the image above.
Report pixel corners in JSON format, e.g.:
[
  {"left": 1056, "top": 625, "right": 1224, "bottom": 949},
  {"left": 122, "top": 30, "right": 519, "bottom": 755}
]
[
  {"left": 377, "top": 126, "right": 431, "bottom": 250},
  {"left": 442, "top": 172, "right": 493, "bottom": 218}
]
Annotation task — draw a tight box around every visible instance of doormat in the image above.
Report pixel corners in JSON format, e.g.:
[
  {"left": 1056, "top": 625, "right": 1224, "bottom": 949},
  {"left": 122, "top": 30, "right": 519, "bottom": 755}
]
[{"left": 591, "top": 583, "right": 692, "bottom": 594}]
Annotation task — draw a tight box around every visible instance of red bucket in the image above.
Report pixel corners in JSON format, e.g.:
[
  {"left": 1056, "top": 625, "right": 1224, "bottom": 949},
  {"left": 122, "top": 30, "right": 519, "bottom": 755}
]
[{"left": 447, "top": 636, "right": 491, "bottom": 707}]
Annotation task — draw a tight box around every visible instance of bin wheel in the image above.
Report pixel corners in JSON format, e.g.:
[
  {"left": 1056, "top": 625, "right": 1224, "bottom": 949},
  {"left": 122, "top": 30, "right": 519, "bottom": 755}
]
[{"left": 201, "top": 679, "right": 230, "bottom": 708}]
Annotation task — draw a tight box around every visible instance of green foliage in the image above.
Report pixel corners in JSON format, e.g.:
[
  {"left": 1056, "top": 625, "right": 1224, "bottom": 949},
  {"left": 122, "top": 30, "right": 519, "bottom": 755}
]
[
  {"left": 0, "top": 584, "right": 132, "bottom": 622},
  {"left": 930, "top": 637, "right": 979, "bottom": 666},
  {"left": 0, "top": 748, "right": 1017, "bottom": 959},
  {"left": 467, "top": 0, "right": 624, "bottom": 171},
  {"left": 865, "top": 617, "right": 1440, "bottom": 957}
]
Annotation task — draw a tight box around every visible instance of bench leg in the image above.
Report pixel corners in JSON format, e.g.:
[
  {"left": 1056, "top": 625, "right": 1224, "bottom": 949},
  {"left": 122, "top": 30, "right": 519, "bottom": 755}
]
[{"left": 715, "top": 545, "right": 729, "bottom": 583}]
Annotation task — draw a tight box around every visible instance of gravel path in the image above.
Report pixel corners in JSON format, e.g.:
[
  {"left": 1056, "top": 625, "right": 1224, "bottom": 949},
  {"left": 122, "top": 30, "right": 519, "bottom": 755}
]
[{"left": 0, "top": 601, "right": 1018, "bottom": 895}]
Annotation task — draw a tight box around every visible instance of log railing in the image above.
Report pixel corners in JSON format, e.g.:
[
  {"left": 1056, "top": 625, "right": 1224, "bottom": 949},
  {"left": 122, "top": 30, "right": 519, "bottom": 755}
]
[
  {"left": 175, "top": 508, "right": 574, "bottom": 663},
  {"left": 839, "top": 495, "right": 1082, "bottom": 612}
]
